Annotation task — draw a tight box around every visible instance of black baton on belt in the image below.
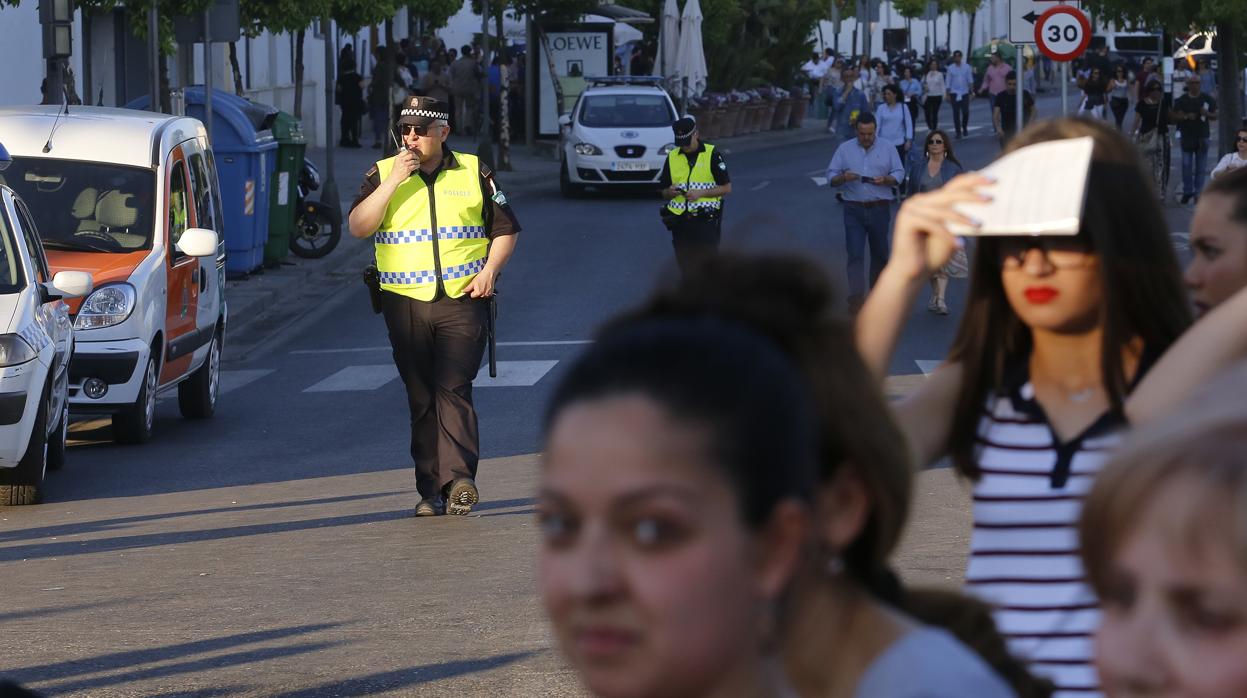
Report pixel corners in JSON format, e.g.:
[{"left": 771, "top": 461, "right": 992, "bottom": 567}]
[{"left": 486, "top": 293, "right": 498, "bottom": 378}]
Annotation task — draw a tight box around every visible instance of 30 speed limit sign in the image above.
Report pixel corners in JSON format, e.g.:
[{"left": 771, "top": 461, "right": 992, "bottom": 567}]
[{"left": 1034, "top": 5, "right": 1092, "bottom": 61}]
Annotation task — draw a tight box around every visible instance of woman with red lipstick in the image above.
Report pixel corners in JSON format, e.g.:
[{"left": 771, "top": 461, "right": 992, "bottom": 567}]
[
  {"left": 855, "top": 118, "right": 1195, "bottom": 696},
  {"left": 542, "top": 255, "right": 1024, "bottom": 698}
]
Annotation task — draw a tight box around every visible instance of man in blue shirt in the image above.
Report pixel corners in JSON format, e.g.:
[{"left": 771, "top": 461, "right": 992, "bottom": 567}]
[
  {"left": 826, "top": 112, "right": 905, "bottom": 312},
  {"left": 945, "top": 50, "right": 975, "bottom": 139},
  {"left": 828, "top": 67, "right": 872, "bottom": 145}
]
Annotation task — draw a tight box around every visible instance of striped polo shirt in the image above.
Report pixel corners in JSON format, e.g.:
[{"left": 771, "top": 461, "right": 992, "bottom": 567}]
[{"left": 964, "top": 357, "right": 1150, "bottom": 698}]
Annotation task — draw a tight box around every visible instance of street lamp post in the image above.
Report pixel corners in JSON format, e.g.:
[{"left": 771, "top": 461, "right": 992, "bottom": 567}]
[{"left": 322, "top": 16, "right": 341, "bottom": 226}]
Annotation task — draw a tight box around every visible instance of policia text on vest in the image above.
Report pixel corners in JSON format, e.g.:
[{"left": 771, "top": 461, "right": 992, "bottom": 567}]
[
  {"left": 659, "top": 124, "right": 731, "bottom": 276},
  {"left": 348, "top": 97, "right": 519, "bottom": 517}
]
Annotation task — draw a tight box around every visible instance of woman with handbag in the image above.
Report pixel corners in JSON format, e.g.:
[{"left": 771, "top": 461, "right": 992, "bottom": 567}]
[
  {"left": 903, "top": 129, "right": 965, "bottom": 315},
  {"left": 1131, "top": 81, "right": 1170, "bottom": 197}
]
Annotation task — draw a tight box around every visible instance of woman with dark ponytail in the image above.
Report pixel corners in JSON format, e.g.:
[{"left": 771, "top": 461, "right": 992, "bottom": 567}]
[{"left": 541, "top": 252, "right": 1028, "bottom": 697}]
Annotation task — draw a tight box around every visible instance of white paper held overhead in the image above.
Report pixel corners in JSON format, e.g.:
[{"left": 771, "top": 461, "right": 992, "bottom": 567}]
[{"left": 950, "top": 136, "right": 1096, "bottom": 237}]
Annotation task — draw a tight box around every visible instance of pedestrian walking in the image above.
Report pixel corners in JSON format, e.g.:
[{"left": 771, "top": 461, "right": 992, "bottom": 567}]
[
  {"left": 1108, "top": 65, "right": 1131, "bottom": 129},
  {"left": 852, "top": 117, "right": 1247, "bottom": 697},
  {"left": 899, "top": 66, "right": 923, "bottom": 131},
  {"left": 335, "top": 53, "right": 365, "bottom": 148},
  {"left": 826, "top": 112, "right": 904, "bottom": 313},
  {"left": 1132, "top": 81, "right": 1171, "bottom": 198},
  {"left": 450, "top": 45, "right": 481, "bottom": 136},
  {"left": 991, "top": 72, "right": 1035, "bottom": 149},
  {"left": 1172, "top": 76, "right": 1218, "bottom": 204},
  {"left": 1185, "top": 167, "right": 1247, "bottom": 317},
  {"left": 1197, "top": 58, "right": 1217, "bottom": 97},
  {"left": 347, "top": 96, "right": 520, "bottom": 517},
  {"left": 877, "top": 84, "right": 914, "bottom": 162},
  {"left": 922, "top": 58, "right": 947, "bottom": 131},
  {"left": 1078, "top": 67, "right": 1108, "bottom": 120},
  {"left": 1081, "top": 364, "right": 1247, "bottom": 698},
  {"left": 659, "top": 116, "right": 731, "bottom": 275},
  {"left": 367, "top": 45, "right": 396, "bottom": 149},
  {"left": 946, "top": 50, "right": 974, "bottom": 138},
  {"left": 978, "top": 51, "right": 1010, "bottom": 100},
  {"left": 867, "top": 61, "right": 892, "bottom": 106},
  {"left": 1209, "top": 127, "right": 1247, "bottom": 179},
  {"left": 904, "top": 129, "right": 964, "bottom": 315},
  {"left": 827, "top": 67, "right": 871, "bottom": 142}
]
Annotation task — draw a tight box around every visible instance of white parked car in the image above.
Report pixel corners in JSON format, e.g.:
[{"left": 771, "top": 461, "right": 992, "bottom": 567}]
[
  {"left": 0, "top": 106, "right": 226, "bottom": 445},
  {"left": 558, "top": 76, "right": 679, "bottom": 197},
  {"left": 0, "top": 144, "right": 93, "bottom": 505}
]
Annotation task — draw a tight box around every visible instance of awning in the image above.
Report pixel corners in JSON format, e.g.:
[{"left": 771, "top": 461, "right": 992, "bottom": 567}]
[{"left": 590, "top": 3, "right": 654, "bottom": 24}]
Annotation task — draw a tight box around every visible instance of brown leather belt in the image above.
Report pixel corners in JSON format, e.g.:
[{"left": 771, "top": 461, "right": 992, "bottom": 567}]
[{"left": 843, "top": 199, "right": 892, "bottom": 209}]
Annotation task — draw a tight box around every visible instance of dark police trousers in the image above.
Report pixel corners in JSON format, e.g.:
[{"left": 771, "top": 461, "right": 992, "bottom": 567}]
[
  {"left": 381, "top": 290, "right": 488, "bottom": 499},
  {"left": 669, "top": 214, "right": 721, "bottom": 276}
]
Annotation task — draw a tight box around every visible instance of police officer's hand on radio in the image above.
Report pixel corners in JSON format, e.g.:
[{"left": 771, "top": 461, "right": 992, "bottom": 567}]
[{"left": 388, "top": 147, "right": 420, "bottom": 182}]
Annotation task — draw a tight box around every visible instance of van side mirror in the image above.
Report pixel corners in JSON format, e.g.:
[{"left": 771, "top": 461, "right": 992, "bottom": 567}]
[
  {"left": 43, "top": 270, "right": 93, "bottom": 301},
  {"left": 558, "top": 114, "right": 572, "bottom": 127},
  {"left": 176, "top": 227, "right": 219, "bottom": 257}
]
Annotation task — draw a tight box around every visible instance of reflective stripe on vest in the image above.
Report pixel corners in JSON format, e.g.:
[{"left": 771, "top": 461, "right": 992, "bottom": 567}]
[
  {"left": 374, "top": 152, "right": 488, "bottom": 301},
  {"left": 666, "top": 144, "right": 722, "bottom": 215}
]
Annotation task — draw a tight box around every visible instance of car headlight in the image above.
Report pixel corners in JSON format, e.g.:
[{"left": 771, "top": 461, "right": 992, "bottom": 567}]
[
  {"left": 75, "top": 284, "right": 137, "bottom": 330},
  {"left": 0, "top": 334, "right": 36, "bottom": 367},
  {"left": 658, "top": 143, "right": 676, "bottom": 155},
  {"left": 574, "top": 142, "right": 603, "bottom": 156}
]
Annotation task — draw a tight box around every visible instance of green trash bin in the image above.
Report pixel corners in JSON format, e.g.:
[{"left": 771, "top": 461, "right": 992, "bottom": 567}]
[{"left": 264, "top": 111, "right": 307, "bottom": 266}]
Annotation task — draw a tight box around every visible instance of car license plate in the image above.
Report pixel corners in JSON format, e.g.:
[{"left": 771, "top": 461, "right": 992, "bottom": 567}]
[{"left": 612, "top": 162, "right": 649, "bottom": 172}]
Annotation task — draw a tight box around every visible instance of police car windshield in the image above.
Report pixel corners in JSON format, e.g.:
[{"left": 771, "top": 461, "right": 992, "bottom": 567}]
[
  {"left": 0, "top": 157, "right": 156, "bottom": 253},
  {"left": 579, "top": 94, "right": 676, "bottom": 128},
  {"left": 0, "top": 208, "right": 23, "bottom": 294}
]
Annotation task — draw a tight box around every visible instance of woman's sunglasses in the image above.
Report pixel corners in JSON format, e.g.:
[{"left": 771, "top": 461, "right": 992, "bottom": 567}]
[
  {"left": 400, "top": 124, "right": 440, "bottom": 136},
  {"left": 928, "top": 138, "right": 945, "bottom": 145}
]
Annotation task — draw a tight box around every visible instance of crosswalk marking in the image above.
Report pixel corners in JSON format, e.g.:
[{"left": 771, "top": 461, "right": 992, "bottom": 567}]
[
  {"left": 290, "top": 340, "right": 591, "bottom": 355},
  {"left": 221, "top": 369, "right": 275, "bottom": 396},
  {"left": 811, "top": 176, "right": 828, "bottom": 187},
  {"left": 304, "top": 365, "right": 398, "bottom": 393},
  {"left": 474, "top": 360, "right": 559, "bottom": 388}
]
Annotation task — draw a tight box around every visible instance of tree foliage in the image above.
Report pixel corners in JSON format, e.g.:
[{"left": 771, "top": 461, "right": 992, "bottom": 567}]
[{"left": 408, "top": 0, "right": 462, "bottom": 33}]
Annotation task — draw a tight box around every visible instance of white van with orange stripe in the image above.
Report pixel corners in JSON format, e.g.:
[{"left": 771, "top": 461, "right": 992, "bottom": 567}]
[{"left": 0, "top": 106, "right": 226, "bottom": 444}]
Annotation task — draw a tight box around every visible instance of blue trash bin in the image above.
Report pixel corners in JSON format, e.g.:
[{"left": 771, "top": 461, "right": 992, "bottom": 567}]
[{"left": 126, "top": 87, "right": 279, "bottom": 274}]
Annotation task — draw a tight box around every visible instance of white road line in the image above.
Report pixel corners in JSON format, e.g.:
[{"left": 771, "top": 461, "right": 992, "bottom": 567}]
[
  {"left": 811, "top": 176, "right": 828, "bottom": 187},
  {"left": 220, "top": 369, "right": 275, "bottom": 396},
  {"left": 304, "top": 365, "right": 398, "bottom": 392},
  {"left": 474, "top": 360, "right": 559, "bottom": 388},
  {"left": 290, "top": 340, "right": 592, "bottom": 355},
  {"left": 750, "top": 180, "right": 771, "bottom": 191},
  {"left": 915, "top": 360, "right": 942, "bottom": 376}
]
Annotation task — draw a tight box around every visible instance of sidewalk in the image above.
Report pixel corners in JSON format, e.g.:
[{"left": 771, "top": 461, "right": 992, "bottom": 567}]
[{"left": 220, "top": 119, "right": 830, "bottom": 360}]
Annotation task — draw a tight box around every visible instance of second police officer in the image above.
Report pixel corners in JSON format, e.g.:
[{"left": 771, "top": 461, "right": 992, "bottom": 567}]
[
  {"left": 659, "top": 116, "right": 731, "bottom": 274},
  {"left": 348, "top": 96, "right": 520, "bottom": 517}
]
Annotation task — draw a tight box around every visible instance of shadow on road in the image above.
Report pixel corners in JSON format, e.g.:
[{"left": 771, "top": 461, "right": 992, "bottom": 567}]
[
  {"left": 0, "top": 492, "right": 404, "bottom": 545},
  {"left": 269, "top": 651, "right": 537, "bottom": 697},
  {"left": 0, "top": 509, "right": 412, "bottom": 563},
  {"left": 5, "top": 624, "right": 340, "bottom": 690}
]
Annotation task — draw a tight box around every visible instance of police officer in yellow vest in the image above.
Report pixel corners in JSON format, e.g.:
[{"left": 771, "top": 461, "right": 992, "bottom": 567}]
[
  {"left": 348, "top": 96, "right": 520, "bottom": 517},
  {"left": 659, "top": 116, "right": 731, "bottom": 274}
]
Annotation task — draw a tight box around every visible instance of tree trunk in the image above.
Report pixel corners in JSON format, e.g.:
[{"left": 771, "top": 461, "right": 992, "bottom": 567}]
[
  {"left": 945, "top": 12, "right": 951, "bottom": 52},
  {"left": 540, "top": 27, "right": 565, "bottom": 118},
  {"left": 229, "top": 41, "right": 245, "bottom": 96},
  {"left": 294, "top": 29, "right": 305, "bottom": 118},
  {"left": 498, "top": 62, "right": 512, "bottom": 170},
  {"left": 495, "top": 12, "right": 506, "bottom": 61},
  {"left": 1215, "top": 19, "right": 1240, "bottom": 158},
  {"left": 158, "top": 50, "right": 171, "bottom": 112},
  {"left": 966, "top": 11, "right": 975, "bottom": 58}
]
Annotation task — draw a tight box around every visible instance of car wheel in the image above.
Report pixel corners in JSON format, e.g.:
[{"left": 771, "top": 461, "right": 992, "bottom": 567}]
[
  {"left": 560, "top": 160, "right": 583, "bottom": 198},
  {"left": 178, "top": 330, "right": 220, "bottom": 419},
  {"left": 0, "top": 390, "right": 50, "bottom": 506},
  {"left": 46, "top": 399, "right": 68, "bottom": 471},
  {"left": 113, "top": 357, "right": 157, "bottom": 445}
]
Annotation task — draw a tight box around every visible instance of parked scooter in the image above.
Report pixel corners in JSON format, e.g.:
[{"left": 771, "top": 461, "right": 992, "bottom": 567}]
[{"left": 289, "top": 159, "right": 341, "bottom": 259}]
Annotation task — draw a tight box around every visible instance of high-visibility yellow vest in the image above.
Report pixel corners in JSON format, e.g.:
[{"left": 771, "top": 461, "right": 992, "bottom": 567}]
[
  {"left": 666, "top": 144, "right": 722, "bottom": 216},
  {"left": 374, "top": 152, "right": 489, "bottom": 301}
]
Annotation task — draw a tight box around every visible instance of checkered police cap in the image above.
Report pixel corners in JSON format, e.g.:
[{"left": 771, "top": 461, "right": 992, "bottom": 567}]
[{"left": 398, "top": 96, "right": 451, "bottom": 125}]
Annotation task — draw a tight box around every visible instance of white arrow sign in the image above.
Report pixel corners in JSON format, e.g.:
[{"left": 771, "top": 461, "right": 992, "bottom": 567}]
[{"left": 1009, "top": 0, "right": 1082, "bottom": 44}]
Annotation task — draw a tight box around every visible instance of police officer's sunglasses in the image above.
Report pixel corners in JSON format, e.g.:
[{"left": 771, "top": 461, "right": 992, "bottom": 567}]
[{"left": 399, "top": 123, "right": 440, "bottom": 136}]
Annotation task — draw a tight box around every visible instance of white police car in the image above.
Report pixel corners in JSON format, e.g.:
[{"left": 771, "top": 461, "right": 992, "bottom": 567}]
[
  {"left": 0, "top": 143, "right": 93, "bottom": 505},
  {"left": 558, "top": 76, "right": 680, "bottom": 197}
]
